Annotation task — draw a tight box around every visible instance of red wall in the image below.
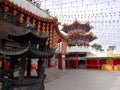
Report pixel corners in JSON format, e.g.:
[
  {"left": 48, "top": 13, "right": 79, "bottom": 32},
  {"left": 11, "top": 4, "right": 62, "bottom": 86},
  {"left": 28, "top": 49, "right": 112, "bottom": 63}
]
[
  {"left": 65, "top": 58, "right": 120, "bottom": 69},
  {"left": 87, "top": 60, "right": 98, "bottom": 69},
  {"left": 114, "top": 59, "right": 120, "bottom": 65},
  {"left": 100, "top": 59, "right": 106, "bottom": 65}
]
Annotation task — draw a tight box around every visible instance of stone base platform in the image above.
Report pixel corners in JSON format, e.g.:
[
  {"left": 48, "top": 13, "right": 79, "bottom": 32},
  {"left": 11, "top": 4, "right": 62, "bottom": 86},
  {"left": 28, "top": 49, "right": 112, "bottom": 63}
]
[{"left": 9, "top": 83, "right": 44, "bottom": 90}]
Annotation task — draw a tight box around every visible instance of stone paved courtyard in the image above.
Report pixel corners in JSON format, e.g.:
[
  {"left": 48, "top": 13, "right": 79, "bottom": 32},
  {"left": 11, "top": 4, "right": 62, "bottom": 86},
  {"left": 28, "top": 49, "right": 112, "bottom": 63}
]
[{"left": 45, "top": 69, "right": 120, "bottom": 90}]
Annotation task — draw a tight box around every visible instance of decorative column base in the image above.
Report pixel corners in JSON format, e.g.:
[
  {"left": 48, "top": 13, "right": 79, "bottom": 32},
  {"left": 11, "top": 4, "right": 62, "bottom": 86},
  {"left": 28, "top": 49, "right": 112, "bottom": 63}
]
[
  {"left": 8, "top": 83, "right": 44, "bottom": 90},
  {"left": 37, "top": 58, "right": 46, "bottom": 90}
]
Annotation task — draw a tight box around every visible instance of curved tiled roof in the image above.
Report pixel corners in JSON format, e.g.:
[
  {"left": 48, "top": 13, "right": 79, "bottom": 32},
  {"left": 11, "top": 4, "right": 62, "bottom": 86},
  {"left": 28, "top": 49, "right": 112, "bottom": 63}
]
[
  {"left": 55, "top": 26, "right": 68, "bottom": 40},
  {"left": 8, "top": 29, "right": 49, "bottom": 43},
  {"left": 0, "top": 42, "right": 29, "bottom": 55},
  {"left": 9, "top": 29, "right": 49, "bottom": 38},
  {"left": 30, "top": 48, "right": 56, "bottom": 58},
  {"left": 0, "top": 42, "right": 55, "bottom": 58},
  {"left": 31, "top": 31, "right": 49, "bottom": 39},
  {"left": 68, "top": 31, "right": 97, "bottom": 46},
  {"left": 8, "top": 29, "right": 31, "bottom": 36},
  {"left": 62, "top": 20, "right": 93, "bottom": 33}
]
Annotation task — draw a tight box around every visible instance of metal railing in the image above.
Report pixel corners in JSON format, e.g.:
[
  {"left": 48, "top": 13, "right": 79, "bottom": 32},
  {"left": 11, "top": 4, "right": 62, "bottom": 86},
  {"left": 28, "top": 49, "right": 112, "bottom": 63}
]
[{"left": 67, "top": 45, "right": 90, "bottom": 53}]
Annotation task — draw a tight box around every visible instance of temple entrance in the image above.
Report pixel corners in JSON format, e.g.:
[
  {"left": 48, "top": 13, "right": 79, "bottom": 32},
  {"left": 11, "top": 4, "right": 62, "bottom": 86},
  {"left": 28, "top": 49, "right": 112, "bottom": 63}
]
[
  {"left": 65, "top": 53, "right": 87, "bottom": 69},
  {"left": 78, "top": 53, "right": 86, "bottom": 69},
  {"left": 78, "top": 60, "right": 85, "bottom": 69}
]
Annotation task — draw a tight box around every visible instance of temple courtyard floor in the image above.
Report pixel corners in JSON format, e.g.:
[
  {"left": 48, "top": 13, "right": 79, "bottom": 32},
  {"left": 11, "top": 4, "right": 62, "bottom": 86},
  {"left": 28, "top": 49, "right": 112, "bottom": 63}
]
[
  {"left": 45, "top": 69, "right": 120, "bottom": 90},
  {"left": 0, "top": 68, "right": 120, "bottom": 90}
]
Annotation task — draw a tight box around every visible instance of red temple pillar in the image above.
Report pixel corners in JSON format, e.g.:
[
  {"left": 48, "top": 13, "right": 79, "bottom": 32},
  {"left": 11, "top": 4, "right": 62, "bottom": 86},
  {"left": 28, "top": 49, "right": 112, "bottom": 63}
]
[
  {"left": 75, "top": 52, "right": 78, "bottom": 69},
  {"left": 48, "top": 58, "right": 51, "bottom": 68},
  {"left": 4, "top": 60, "right": 9, "bottom": 70},
  {"left": 58, "top": 53, "right": 62, "bottom": 69},
  {"left": 84, "top": 58, "right": 87, "bottom": 69},
  {"left": 97, "top": 58, "right": 100, "bottom": 69},
  {"left": 111, "top": 58, "right": 114, "bottom": 70},
  {"left": 84, "top": 41, "right": 86, "bottom": 47},
  {"left": 66, "top": 54, "right": 70, "bottom": 69}
]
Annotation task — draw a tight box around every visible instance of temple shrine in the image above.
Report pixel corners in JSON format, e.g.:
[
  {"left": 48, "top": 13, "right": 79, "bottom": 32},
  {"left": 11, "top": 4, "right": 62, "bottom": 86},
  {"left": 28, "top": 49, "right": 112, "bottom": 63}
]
[
  {"left": 56, "top": 20, "right": 120, "bottom": 70},
  {"left": 0, "top": 0, "right": 56, "bottom": 89},
  {"left": 62, "top": 20, "right": 97, "bottom": 69}
]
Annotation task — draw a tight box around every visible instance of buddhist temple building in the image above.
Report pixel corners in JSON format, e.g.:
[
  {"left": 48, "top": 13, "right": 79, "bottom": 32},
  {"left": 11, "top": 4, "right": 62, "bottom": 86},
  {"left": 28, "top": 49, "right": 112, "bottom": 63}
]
[{"left": 55, "top": 20, "right": 120, "bottom": 70}]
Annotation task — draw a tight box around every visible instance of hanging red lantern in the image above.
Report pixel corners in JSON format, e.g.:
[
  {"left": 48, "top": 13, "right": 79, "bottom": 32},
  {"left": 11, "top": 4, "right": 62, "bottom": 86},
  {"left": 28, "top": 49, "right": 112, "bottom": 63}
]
[
  {"left": 13, "top": 10, "right": 17, "bottom": 16},
  {"left": 37, "top": 22, "right": 41, "bottom": 32},
  {"left": 26, "top": 16, "right": 30, "bottom": 24},
  {"left": 46, "top": 24, "right": 49, "bottom": 33},
  {"left": 32, "top": 19, "right": 36, "bottom": 26},
  {"left": 19, "top": 13, "right": 24, "bottom": 23},
  {"left": 4, "top": 6, "right": 9, "bottom": 12}
]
